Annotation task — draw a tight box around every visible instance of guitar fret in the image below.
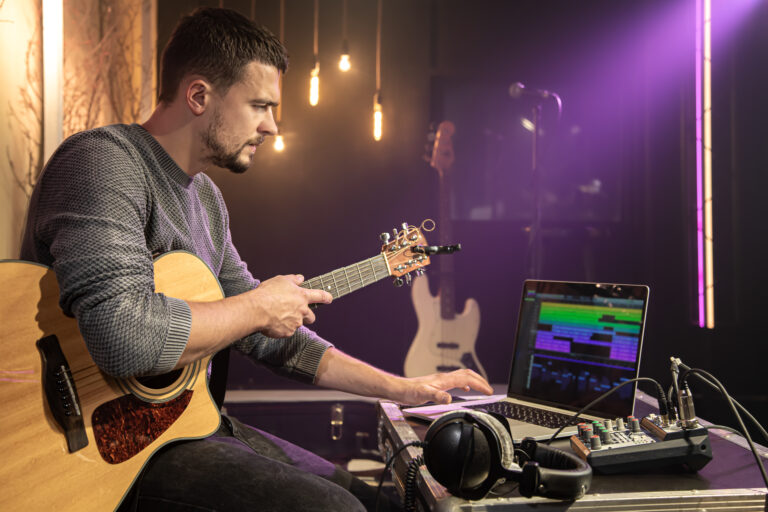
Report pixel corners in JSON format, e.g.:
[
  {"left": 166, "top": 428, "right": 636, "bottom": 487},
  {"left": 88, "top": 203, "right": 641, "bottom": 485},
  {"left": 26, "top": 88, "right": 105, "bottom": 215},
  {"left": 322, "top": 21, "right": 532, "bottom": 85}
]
[
  {"left": 330, "top": 271, "right": 339, "bottom": 298},
  {"left": 335, "top": 269, "right": 347, "bottom": 297},
  {"left": 342, "top": 266, "right": 352, "bottom": 294},
  {"left": 356, "top": 264, "right": 364, "bottom": 290}
]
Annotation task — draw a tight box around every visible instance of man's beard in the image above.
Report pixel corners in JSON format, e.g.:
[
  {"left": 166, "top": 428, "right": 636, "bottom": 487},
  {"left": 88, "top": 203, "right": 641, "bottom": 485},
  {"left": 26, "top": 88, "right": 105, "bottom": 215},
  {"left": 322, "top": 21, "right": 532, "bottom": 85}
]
[{"left": 202, "top": 109, "right": 264, "bottom": 174}]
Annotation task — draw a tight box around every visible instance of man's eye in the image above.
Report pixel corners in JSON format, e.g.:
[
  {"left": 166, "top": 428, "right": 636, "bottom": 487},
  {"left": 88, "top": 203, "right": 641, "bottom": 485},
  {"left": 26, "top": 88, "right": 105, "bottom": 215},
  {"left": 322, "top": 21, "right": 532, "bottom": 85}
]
[{"left": 253, "top": 104, "right": 268, "bottom": 111}]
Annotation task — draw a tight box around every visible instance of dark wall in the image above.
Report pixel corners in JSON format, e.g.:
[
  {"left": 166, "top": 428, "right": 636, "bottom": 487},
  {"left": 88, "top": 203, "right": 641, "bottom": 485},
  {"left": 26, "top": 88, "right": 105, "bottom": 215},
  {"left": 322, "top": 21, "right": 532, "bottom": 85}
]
[{"left": 157, "top": 1, "right": 768, "bottom": 431}]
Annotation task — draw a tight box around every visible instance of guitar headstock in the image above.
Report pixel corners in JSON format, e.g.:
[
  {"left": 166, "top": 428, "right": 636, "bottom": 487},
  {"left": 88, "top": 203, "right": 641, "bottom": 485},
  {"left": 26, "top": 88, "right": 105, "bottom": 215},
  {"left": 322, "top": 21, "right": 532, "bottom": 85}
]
[
  {"left": 428, "top": 121, "right": 455, "bottom": 178},
  {"left": 381, "top": 222, "right": 432, "bottom": 280}
]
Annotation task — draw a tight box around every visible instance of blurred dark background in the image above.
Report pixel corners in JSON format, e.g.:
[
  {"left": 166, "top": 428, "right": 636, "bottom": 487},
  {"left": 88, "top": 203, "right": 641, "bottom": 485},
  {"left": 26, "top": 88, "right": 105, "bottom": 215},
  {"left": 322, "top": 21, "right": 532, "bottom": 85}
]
[{"left": 158, "top": 0, "right": 768, "bottom": 436}]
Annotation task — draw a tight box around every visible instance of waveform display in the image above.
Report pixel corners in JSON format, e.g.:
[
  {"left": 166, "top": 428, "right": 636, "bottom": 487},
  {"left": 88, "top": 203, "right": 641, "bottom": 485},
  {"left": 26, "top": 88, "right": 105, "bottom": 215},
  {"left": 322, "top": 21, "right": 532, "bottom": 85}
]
[
  {"left": 534, "top": 302, "right": 641, "bottom": 363},
  {"left": 526, "top": 354, "right": 635, "bottom": 403}
]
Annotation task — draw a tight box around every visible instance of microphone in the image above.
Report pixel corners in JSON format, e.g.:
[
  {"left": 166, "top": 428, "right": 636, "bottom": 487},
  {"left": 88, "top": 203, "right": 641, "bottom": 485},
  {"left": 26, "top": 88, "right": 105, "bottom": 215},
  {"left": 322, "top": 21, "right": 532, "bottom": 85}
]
[
  {"left": 509, "top": 81, "right": 553, "bottom": 99},
  {"left": 509, "top": 82, "right": 563, "bottom": 119}
]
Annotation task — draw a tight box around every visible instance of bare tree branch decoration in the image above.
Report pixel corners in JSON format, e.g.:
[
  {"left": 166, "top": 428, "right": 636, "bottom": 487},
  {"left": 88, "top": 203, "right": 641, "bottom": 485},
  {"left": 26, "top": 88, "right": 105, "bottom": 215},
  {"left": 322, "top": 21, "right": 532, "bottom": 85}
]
[
  {"left": 5, "top": 4, "right": 43, "bottom": 199},
  {"left": 3, "top": 0, "right": 146, "bottom": 200}
]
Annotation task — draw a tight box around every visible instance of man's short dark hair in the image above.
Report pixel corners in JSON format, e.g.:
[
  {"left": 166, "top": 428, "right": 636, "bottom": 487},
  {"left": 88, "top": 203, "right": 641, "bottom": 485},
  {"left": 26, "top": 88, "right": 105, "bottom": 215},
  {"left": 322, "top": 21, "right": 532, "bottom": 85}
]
[{"left": 158, "top": 7, "right": 289, "bottom": 103}]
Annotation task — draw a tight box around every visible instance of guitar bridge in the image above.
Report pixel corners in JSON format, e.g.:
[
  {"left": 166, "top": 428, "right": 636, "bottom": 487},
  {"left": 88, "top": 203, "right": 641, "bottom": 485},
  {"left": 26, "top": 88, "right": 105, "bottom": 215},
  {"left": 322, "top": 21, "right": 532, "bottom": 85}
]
[{"left": 37, "top": 334, "right": 88, "bottom": 453}]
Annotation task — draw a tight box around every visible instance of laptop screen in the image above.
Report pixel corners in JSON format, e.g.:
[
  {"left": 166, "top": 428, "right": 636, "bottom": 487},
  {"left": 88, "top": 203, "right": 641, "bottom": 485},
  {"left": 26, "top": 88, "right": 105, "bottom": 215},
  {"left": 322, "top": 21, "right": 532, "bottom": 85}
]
[{"left": 507, "top": 280, "right": 649, "bottom": 418}]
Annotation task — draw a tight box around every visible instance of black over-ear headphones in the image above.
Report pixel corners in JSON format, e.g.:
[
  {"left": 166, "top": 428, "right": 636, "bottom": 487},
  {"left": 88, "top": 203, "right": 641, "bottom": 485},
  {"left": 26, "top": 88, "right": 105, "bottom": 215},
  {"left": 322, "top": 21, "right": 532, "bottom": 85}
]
[{"left": 423, "top": 410, "right": 592, "bottom": 501}]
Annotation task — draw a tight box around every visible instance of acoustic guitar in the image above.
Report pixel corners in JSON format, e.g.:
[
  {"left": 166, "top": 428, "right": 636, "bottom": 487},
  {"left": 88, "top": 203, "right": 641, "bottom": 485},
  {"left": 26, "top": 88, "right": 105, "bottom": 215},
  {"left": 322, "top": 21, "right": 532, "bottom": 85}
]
[
  {"left": 0, "top": 225, "right": 430, "bottom": 511},
  {"left": 403, "top": 122, "right": 488, "bottom": 379}
]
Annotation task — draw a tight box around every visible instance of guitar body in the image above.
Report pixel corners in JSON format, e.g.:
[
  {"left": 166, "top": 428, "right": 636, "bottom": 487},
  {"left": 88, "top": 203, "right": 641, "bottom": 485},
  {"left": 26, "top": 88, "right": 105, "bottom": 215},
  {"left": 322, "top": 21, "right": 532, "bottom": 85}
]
[
  {"left": 0, "top": 252, "right": 222, "bottom": 512},
  {"left": 404, "top": 274, "right": 487, "bottom": 378}
]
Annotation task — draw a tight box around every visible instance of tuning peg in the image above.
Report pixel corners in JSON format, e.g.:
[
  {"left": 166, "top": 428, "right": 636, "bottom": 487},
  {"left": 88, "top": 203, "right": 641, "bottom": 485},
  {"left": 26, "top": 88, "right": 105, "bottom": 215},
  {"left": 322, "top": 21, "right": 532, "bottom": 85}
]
[
  {"left": 392, "top": 277, "right": 404, "bottom": 287},
  {"left": 380, "top": 232, "right": 390, "bottom": 244},
  {"left": 416, "top": 268, "right": 426, "bottom": 276},
  {"left": 405, "top": 274, "right": 412, "bottom": 286}
]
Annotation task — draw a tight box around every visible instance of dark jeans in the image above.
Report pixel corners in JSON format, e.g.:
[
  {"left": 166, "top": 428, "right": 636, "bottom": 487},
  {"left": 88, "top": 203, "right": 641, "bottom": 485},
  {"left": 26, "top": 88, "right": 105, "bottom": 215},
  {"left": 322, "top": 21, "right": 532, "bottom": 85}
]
[{"left": 121, "top": 415, "right": 398, "bottom": 511}]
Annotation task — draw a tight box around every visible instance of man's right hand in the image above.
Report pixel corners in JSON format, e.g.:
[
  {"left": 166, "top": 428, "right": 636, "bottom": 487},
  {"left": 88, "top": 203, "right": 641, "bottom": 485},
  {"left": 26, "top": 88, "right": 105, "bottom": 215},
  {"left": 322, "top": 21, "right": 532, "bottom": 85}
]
[{"left": 249, "top": 274, "right": 333, "bottom": 338}]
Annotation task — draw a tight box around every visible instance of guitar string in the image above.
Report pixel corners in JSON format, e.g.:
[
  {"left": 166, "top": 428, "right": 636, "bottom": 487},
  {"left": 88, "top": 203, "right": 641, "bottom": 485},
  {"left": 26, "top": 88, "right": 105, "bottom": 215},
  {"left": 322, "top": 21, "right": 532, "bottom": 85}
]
[
  {"left": 306, "top": 269, "right": 384, "bottom": 291},
  {"left": 302, "top": 264, "right": 391, "bottom": 298}
]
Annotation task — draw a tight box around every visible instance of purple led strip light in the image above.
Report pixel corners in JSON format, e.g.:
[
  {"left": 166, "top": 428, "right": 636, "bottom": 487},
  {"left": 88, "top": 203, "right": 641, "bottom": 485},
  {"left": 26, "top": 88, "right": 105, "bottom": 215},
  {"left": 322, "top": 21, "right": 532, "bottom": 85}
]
[{"left": 695, "top": 0, "right": 706, "bottom": 327}]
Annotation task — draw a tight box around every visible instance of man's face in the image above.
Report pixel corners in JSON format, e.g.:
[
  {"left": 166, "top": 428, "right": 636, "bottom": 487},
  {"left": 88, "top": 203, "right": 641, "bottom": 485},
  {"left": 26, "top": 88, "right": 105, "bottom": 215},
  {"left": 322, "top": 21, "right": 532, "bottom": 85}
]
[{"left": 201, "top": 61, "right": 280, "bottom": 174}]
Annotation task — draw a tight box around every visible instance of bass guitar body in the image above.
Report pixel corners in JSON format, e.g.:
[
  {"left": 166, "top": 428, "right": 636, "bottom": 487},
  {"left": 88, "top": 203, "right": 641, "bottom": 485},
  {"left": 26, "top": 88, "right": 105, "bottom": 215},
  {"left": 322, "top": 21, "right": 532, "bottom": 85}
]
[
  {"left": 404, "top": 121, "right": 487, "bottom": 379},
  {"left": 0, "top": 252, "right": 222, "bottom": 512},
  {"left": 404, "top": 273, "right": 486, "bottom": 378}
]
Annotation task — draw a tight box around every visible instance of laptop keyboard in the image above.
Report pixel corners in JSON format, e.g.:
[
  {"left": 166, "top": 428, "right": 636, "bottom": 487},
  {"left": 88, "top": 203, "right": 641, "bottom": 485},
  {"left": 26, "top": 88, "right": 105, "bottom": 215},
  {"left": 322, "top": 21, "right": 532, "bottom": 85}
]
[{"left": 466, "top": 401, "right": 583, "bottom": 429}]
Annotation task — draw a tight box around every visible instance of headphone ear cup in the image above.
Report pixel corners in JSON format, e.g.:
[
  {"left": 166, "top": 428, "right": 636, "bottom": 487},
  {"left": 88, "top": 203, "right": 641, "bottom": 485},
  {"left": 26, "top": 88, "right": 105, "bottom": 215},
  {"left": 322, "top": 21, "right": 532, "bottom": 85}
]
[{"left": 424, "top": 410, "right": 519, "bottom": 500}]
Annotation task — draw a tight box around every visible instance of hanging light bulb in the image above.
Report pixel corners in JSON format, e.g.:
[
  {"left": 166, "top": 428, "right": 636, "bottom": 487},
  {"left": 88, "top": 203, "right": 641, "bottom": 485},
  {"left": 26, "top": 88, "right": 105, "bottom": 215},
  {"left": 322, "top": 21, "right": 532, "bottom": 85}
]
[
  {"left": 309, "top": 0, "right": 320, "bottom": 106},
  {"left": 339, "top": 37, "right": 350, "bottom": 71},
  {"left": 339, "top": 53, "right": 351, "bottom": 72},
  {"left": 309, "top": 61, "right": 320, "bottom": 106},
  {"left": 273, "top": 134, "right": 285, "bottom": 152},
  {"left": 339, "top": 0, "right": 350, "bottom": 72},
  {"left": 372, "top": 0, "right": 383, "bottom": 141},
  {"left": 373, "top": 92, "right": 383, "bottom": 141}
]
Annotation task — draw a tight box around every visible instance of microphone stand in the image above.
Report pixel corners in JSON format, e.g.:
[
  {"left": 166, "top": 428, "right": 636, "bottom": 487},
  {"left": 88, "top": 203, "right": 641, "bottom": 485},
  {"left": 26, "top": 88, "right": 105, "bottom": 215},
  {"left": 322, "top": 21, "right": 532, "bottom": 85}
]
[{"left": 527, "top": 103, "right": 544, "bottom": 278}]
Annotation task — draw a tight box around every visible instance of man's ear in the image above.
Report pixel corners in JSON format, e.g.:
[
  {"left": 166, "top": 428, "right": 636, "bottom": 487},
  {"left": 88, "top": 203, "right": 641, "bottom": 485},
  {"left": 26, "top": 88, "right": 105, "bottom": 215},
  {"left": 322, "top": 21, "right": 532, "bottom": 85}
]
[{"left": 186, "top": 78, "right": 211, "bottom": 116}]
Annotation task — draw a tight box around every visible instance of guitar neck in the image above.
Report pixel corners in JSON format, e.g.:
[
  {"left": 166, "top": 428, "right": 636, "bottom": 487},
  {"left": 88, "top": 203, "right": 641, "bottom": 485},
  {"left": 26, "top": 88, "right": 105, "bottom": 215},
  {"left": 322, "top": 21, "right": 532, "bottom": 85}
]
[{"left": 300, "top": 254, "right": 390, "bottom": 299}]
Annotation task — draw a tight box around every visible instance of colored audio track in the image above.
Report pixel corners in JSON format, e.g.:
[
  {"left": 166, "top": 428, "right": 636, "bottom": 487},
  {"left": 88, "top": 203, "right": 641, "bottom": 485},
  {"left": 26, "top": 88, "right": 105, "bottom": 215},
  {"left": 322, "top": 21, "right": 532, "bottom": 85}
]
[{"left": 535, "top": 302, "right": 642, "bottom": 363}]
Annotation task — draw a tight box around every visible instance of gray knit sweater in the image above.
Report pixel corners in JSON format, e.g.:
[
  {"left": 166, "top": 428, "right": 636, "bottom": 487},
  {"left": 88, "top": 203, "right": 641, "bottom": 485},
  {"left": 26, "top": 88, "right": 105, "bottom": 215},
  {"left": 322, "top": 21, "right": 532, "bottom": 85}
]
[{"left": 21, "top": 123, "right": 331, "bottom": 381}]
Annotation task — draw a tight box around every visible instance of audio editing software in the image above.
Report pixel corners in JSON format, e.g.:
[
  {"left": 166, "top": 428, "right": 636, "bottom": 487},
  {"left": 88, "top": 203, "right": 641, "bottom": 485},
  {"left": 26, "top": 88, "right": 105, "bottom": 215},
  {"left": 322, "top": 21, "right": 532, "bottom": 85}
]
[{"left": 508, "top": 284, "right": 647, "bottom": 417}]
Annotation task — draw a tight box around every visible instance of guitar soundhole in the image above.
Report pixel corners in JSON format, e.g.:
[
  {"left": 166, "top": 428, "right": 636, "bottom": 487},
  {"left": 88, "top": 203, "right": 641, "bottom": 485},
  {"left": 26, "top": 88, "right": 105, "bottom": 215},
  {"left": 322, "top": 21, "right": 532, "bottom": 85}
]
[
  {"left": 92, "top": 390, "right": 192, "bottom": 464},
  {"left": 135, "top": 369, "right": 184, "bottom": 389}
]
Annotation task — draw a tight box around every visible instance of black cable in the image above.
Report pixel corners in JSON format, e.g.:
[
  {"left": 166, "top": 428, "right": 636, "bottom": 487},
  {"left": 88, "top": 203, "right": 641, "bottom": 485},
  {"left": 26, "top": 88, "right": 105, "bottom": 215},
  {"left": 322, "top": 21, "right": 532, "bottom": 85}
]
[
  {"left": 545, "top": 376, "right": 665, "bottom": 444},
  {"left": 403, "top": 455, "right": 425, "bottom": 512},
  {"left": 375, "top": 440, "right": 425, "bottom": 512},
  {"left": 680, "top": 368, "right": 768, "bottom": 488},
  {"left": 676, "top": 361, "right": 768, "bottom": 444}
]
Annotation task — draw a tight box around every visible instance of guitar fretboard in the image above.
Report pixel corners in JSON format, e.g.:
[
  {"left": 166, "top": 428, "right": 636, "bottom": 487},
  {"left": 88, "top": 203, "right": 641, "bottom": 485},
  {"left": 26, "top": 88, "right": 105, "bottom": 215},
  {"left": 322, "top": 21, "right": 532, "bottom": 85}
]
[{"left": 300, "top": 254, "right": 390, "bottom": 299}]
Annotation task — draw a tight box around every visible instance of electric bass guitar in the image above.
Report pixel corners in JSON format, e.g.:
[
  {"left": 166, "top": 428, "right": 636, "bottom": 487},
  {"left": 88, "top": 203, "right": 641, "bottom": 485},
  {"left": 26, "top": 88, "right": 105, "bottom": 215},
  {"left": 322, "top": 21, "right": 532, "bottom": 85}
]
[
  {"left": 0, "top": 225, "right": 430, "bottom": 511},
  {"left": 403, "top": 122, "right": 488, "bottom": 379}
]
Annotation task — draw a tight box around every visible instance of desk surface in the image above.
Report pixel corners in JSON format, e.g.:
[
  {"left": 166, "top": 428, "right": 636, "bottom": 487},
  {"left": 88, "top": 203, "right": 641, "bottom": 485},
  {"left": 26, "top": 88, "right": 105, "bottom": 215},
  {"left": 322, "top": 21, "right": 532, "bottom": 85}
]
[{"left": 377, "top": 393, "right": 768, "bottom": 511}]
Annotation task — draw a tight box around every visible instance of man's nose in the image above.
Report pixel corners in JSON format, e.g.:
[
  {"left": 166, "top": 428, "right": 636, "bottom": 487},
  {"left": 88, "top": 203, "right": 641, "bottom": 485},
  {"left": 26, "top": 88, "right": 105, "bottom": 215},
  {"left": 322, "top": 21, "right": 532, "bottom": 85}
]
[{"left": 259, "top": 108, "right": 278, "bottom": 136}]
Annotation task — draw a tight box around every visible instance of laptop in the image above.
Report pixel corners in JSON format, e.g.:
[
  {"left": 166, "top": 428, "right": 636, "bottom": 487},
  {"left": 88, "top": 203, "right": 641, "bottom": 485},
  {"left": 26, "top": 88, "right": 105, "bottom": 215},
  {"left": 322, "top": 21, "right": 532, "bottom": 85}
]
[{"left": 403, "top": 280, "right": 650, "bottom": 441}]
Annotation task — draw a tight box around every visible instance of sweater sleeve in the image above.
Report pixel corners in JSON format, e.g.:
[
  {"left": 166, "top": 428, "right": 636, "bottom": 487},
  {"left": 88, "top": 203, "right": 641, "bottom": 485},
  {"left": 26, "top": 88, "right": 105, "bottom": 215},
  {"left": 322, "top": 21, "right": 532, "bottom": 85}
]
[
  {"left": 205, "top": 181, "right": 333, "bottom": 383},
  {"left": 23, "top": 132, "right": 191, "bottom": 378}
]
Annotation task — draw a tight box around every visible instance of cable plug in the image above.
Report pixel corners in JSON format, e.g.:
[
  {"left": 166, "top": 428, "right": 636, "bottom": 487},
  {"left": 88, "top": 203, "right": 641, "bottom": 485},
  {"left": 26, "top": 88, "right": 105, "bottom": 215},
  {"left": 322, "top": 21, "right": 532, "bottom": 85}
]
[{"left": 680, "top": 382, "right": 700, "bottom": 429}]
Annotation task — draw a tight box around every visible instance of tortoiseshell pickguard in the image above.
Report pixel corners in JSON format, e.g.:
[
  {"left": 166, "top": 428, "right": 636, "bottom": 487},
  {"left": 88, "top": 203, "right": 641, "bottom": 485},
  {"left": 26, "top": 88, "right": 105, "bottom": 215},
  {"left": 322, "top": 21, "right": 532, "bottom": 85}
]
[{"left": 92, "top": 390, "right": 192, "bottom": 464}]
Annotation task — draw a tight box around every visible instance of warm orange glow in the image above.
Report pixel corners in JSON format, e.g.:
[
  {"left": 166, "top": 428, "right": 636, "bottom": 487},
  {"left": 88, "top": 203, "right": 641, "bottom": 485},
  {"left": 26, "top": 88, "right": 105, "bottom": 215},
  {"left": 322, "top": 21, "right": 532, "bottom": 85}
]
[
  {"left": 339, "top": 54, "right": 351, "bottom": 72},
  {"left": 309, "top": 66, "right": 319, "bottom": 106},
  {"left": 273, "top": 134, "right": 285, "bottom": 152},
  {"left": 43, "top": 0, "right": 63, "bottom": 161}
]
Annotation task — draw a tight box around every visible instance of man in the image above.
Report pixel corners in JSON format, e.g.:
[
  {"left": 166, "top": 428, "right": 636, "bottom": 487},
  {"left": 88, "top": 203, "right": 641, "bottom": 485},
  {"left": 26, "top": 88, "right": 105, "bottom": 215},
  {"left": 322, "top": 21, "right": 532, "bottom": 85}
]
[{"left": 21, "top": 7, "right": 492, "bottom": 511}]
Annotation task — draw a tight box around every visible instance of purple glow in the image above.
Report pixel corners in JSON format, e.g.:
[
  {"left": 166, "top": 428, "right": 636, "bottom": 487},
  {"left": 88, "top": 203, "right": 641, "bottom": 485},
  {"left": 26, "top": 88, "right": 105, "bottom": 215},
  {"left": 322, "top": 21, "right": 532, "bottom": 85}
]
[{"left": 695, "top": 0, "right": 706, "bottom": 328}]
